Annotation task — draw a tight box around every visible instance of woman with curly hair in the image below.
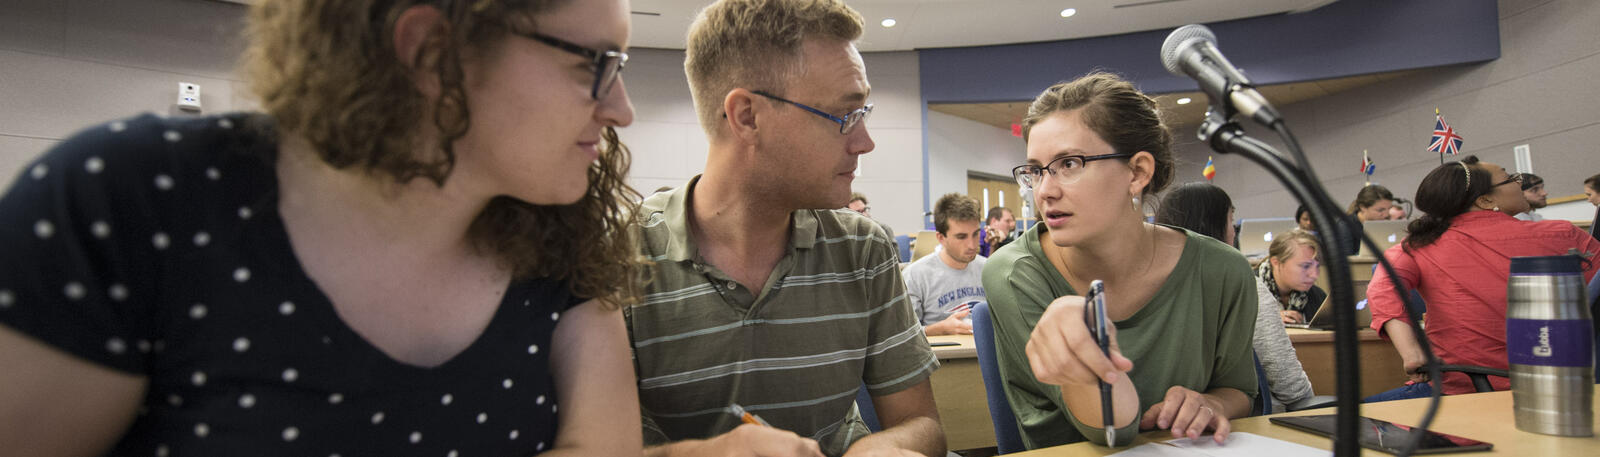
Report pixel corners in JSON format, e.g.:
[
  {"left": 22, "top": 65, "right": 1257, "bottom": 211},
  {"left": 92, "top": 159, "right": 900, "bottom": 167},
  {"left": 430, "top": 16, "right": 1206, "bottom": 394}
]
[{"left": 0, "top": 0, "right": 644, "bottom": 455}]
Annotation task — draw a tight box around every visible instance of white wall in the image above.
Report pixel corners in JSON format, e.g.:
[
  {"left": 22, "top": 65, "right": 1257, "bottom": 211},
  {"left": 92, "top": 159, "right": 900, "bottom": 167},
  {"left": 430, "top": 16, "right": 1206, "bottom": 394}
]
[
  {"left": 0, "top": 0, "right": 253, "bottom": 189},
  {"left": 0, "top": 0, "right": 931, "bottom": 234},
  {"left": 925, "top": 110, "right": 1026, "bottom": 220},
  {"left": 1182, "top": 0, "right": 1600, "bottom": 222}
]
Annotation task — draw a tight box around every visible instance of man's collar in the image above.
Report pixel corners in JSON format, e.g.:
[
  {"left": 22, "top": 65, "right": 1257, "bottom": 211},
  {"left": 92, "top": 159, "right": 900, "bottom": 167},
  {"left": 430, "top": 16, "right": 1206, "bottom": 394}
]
[{"left": 648, "top": 175, "right": 819, "bottom": 263}]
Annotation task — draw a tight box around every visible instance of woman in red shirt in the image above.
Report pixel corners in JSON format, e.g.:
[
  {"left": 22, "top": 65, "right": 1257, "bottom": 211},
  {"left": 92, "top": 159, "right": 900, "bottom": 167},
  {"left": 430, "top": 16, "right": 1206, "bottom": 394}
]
[{"left": 1368, "top": 156, "right": 1600, "bottom": 398}]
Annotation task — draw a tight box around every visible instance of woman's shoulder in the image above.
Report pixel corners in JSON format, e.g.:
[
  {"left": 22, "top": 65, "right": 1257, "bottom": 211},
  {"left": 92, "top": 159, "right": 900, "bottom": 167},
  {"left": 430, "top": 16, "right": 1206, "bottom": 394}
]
[{"left": 1170, "top": 226, "right": 1252, "bottom": 275}]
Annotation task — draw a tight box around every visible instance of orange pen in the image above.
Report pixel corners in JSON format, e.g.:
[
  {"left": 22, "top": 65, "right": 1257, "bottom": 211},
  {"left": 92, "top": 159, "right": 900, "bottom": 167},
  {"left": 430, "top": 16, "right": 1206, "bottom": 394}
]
[{"left": 730, "top": 403, "right": 771, "bottom": 427}]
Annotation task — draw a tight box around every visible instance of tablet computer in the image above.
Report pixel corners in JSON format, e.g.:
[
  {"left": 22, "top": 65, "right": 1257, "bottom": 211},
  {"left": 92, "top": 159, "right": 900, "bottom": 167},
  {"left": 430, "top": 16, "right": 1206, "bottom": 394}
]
[{"left": 1270, "top": 414, "right": 1492, "bottom": 455}]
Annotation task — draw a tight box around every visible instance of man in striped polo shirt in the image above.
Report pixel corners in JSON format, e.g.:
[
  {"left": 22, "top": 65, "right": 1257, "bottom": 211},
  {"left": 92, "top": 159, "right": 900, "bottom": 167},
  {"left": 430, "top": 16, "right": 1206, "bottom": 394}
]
[{"left": 626, "top": 1, "right": 943, "bottom": 456}]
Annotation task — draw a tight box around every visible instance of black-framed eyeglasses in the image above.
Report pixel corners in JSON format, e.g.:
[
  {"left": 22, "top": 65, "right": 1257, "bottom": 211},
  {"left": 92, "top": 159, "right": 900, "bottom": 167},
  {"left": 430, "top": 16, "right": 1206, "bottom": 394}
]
[
  {"left": 751, "top": 90, "right": 873, "bottom": 135},
  {"left": 510, "top": 30, "right": 628, "bottom": 100},
  {"left": 1492, "top": 173, "right": 1524, "bottom": 188},
  {"left": 1011, "top": 153, "right": 1135, "bottom": 190}
]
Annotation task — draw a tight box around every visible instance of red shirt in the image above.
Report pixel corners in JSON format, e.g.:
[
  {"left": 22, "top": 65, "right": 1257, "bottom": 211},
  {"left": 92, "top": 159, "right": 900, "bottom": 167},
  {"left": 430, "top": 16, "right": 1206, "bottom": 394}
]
[{"left": 1368, "top": 211, "right": 1600, "bottom": 394}]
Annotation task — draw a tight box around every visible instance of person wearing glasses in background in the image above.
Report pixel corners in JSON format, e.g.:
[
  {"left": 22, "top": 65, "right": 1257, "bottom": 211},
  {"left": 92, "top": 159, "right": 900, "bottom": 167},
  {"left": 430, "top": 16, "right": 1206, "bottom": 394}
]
[
  {"left": 1365, "top": 157, "right": 1600, "bottom": 402},
  {"left": 1513, "top": 173, "right": 1547, "bottom": 221},
  {"left": 981, "top": 73, "right": 1259, "bottom": 449},
  {"left": 0, "top": 0, "right": 643, "bottom": 456},
  {"left": 846, "top": 192, "right": 896, "bottom": 239},
  {"left": 624, "top": 1, "right": 943, "bottom": 456}
]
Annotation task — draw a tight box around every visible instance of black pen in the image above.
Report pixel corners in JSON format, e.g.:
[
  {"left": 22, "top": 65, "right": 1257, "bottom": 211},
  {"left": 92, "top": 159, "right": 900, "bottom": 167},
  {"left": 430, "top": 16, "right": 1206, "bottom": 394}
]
[{"left": 1084, "top": 280, "right": 1115, "bottom": 445}]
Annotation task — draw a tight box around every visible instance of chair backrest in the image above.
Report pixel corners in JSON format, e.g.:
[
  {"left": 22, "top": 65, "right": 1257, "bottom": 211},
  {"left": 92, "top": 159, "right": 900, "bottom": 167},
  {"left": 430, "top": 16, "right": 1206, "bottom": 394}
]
[
  {"left": 972, "top": 302, "right": 1025, "bottom": 454},
  {"left": 1251, "top": 351, "right": 1272, "bottom": 416},
  {"left": 911, "top": 231, "right": 939, "bottom": 262},
  {"left": 855, "top": 384, "right": 882, "bottom": 432},
  {"left": 894, "top": 234, "right": 913, "bottom": 263}
]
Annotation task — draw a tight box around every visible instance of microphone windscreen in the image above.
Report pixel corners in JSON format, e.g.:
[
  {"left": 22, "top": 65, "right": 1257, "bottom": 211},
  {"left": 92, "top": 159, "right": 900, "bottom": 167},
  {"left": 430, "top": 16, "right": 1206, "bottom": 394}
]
[{"left": 1160, "top": 24, "right": 1217, "bottom": 76}]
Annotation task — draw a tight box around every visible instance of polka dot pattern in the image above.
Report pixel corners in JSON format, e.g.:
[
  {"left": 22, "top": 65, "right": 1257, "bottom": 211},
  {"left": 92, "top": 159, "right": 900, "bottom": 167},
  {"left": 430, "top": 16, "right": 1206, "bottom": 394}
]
[
  {"left": 0, "top": 114, "right": 569, "bottom": 455},
  {"left": 34, "top": 219, "right": 54, "bottom": 239}
]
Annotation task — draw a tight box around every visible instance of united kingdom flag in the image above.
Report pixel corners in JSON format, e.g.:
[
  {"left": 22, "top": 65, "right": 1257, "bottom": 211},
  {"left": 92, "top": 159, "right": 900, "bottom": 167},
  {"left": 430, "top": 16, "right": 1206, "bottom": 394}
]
[{"left": 1428, "top": 114, "right": 1463, "bottom": 156}]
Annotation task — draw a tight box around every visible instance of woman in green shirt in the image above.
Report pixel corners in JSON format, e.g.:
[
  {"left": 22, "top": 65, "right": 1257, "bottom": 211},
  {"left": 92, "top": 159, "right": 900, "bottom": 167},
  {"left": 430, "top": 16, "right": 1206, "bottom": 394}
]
[{"left": 982, "top": 73, "right": 1259, "bottom": 449}]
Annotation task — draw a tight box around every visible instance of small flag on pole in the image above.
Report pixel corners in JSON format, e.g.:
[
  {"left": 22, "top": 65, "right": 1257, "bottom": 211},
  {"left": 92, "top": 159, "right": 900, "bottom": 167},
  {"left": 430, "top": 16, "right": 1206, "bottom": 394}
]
[
  {"left": 1428, "top": 110, "right": 1463, "bottom": 157},
  {"left": 1202, "top": 156, "right": 1216, "bottom": 181},
  {"left": 1361, "top": 149, "right": 1376, "bottom": 183}
]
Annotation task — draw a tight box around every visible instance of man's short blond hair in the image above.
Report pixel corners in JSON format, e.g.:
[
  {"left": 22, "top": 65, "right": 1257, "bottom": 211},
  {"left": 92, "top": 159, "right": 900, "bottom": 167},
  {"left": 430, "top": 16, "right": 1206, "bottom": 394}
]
[{"left": 684, "top": 0, "right": 864, "bottom": 137}]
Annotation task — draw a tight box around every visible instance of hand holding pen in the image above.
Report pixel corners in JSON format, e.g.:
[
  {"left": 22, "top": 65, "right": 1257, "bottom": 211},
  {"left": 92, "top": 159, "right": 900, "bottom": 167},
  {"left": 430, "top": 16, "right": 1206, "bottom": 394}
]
[
  {"left": 1023, "top": 283, "right": 1135, "bottom": 446},
  {"left": 713, "top": 404, "right": 824, "bottom": 457},
  {"left": 1083, "top": 281, "right": 1116, "bottom": 446}
]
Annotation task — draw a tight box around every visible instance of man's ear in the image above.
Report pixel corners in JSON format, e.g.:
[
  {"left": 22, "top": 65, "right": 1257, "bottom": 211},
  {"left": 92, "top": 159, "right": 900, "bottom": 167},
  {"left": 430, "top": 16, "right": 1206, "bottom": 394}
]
[
  {"left": 722, "top": 88, "right": 763, "bottom": 142},
  {"left": 393, "top": 4, "right": 450, "bottom": 98}
]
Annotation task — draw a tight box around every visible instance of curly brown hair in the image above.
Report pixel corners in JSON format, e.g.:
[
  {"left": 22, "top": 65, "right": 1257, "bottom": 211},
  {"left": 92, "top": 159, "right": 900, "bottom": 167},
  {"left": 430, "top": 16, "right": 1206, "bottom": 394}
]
[{"left": 242, "top": 0, "right": 643, "bottom": 308}]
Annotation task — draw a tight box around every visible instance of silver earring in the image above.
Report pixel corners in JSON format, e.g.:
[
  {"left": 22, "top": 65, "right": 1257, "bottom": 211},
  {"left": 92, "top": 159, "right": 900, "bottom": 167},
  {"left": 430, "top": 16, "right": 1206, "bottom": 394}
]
[{"left": 1132, "top": 196, "right": 1141, "bottom": 208}]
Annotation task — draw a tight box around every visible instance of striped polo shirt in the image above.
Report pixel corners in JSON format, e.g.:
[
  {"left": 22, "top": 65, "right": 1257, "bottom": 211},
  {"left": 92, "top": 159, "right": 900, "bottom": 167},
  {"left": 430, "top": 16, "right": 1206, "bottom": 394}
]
[{"left": 626, "top": 177, "right": 938, "bottom": 456}]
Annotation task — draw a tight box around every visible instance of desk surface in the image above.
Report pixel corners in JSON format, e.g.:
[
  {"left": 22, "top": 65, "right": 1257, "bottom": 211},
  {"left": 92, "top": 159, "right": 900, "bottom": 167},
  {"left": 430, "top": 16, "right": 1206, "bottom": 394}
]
[
  {"left": 1010, "top": 390, "right": 1599, "bottom": 456},
  {"left": 1285, "top": 327, "right": 1382, "bottom": 343}
]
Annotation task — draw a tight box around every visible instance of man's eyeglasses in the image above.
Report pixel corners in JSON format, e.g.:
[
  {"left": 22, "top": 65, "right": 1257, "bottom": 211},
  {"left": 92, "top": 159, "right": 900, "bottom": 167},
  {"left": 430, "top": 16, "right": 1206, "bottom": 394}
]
[
  {"left": 751, "top": 90, "right": 872, "bottom": 135},
  {"left": 1011, "top": 153, "right": 1135, "bottom": 190},
  {"left": 511, "top": 30, "right": 628, "bottom": 100},
  {"left": 1492, "top": 173, "right": 1524, "bottom": 188}
]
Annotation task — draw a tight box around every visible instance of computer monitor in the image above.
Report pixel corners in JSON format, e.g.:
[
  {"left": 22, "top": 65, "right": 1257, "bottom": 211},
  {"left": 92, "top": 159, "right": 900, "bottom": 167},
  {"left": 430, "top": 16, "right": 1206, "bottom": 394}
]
[
  {"left": 1237, "top": 219, "right": 1303, "bottom": 261},
  {"left": 1356, "top": 220, "right": 1410, "bottom": 257}
]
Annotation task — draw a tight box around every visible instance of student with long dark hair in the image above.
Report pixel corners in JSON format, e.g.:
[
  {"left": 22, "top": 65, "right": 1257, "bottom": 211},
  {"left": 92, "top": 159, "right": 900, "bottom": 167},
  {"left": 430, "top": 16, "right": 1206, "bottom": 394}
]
[
  {"left": 1154, "top": 182, "right": 1236, "bottom": 247},
  {"left": 1367, "top": 156, "right": 1600, "bottom": 399}
]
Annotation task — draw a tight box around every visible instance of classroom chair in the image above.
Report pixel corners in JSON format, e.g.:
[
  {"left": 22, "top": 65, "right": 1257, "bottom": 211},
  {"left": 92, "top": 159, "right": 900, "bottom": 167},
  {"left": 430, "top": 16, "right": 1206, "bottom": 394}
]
[
  {"left": 894, "top": 234, "right": 913, "bottom": 263},
  {"left": 855, "top": 384, "right": 883, "bottom": 432},
  {"left": 972, "top": 302, "right": 1025, "bottom": 454},
  {"left": 1251, "top": 352, "right": 1272, "bottom": 416}
]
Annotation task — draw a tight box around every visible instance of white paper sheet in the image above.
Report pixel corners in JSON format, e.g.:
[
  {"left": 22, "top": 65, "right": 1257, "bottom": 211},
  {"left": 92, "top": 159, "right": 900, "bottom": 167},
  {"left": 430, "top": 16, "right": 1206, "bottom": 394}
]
[{"left": 1108, "top": 432, "right": 1329, "bottom": 457}]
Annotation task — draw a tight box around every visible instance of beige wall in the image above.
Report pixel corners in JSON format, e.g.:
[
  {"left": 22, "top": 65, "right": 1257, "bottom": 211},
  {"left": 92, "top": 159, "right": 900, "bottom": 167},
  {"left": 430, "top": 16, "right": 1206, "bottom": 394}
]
[
  {"left": 1181, "top": 0, "right": 1600, "bottom": 220},
  {"left": 0, "top": 0, "right": 928, "bottom": 233}
]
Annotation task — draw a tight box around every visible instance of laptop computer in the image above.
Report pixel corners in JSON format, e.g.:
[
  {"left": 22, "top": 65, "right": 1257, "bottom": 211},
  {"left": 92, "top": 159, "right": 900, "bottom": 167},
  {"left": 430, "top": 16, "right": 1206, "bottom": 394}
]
[
  {"left": 1284, "top": 292, "right": 1373, "bottom": 330},
  {"left": 1237, "top": 219, "right": 1303, "bottom": 261},
  {"left": 1356, "top": 220, "right": 1410, "bottom": 257}
]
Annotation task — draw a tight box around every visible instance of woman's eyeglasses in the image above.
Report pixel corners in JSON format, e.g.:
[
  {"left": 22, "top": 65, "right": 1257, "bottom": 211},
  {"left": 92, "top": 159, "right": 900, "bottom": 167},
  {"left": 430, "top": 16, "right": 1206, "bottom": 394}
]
[
  {"left": 512, "top": 31, "right": 628, "bottom": 101},
  {"left": 1011, "top": 153, "right": 1134, "bottom": 190}
]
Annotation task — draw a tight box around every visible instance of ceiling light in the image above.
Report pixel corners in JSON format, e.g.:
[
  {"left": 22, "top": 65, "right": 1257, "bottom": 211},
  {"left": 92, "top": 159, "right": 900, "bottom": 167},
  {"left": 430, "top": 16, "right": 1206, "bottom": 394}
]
[
  {"left": 1060, "top": 8, "right": 1077, "bottom": 18},
  {"left": 881, "top": 18, "right": 897, "bottom": 28},
  {"left": 1176, "top": 97, "right": 1192, "bottom": 105}
]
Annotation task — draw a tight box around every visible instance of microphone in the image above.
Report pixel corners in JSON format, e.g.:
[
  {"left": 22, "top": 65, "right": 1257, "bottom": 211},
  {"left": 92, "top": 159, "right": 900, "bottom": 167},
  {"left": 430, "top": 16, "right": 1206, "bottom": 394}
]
[{"left": 1160, "top": 24, "right": 1280, "bottom": 126}]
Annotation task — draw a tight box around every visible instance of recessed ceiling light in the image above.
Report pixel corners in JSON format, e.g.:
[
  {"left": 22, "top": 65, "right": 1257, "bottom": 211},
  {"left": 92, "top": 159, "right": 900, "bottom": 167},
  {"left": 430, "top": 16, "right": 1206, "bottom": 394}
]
[
  {"left": 1060, "top": 8, "right": 1077, "bottom": 18},
  {"left": 1176, "top": 97, "right": 1193, "bottom": 105},
  {"left": 881, "top": 18, "right": 897, "bottom": 28}
]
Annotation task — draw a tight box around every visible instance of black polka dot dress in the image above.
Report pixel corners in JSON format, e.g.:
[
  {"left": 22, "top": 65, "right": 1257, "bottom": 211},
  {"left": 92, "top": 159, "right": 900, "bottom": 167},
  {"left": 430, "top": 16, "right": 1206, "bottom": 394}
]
[{"left": 0, "top": 113, "right": 574, "bottom": 456}]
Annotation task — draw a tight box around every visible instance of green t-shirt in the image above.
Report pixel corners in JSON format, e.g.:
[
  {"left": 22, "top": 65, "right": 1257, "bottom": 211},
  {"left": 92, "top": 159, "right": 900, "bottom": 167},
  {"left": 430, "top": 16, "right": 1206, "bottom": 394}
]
[{"left": 980, "top": 223, "right": 1259, "bottom": 449}]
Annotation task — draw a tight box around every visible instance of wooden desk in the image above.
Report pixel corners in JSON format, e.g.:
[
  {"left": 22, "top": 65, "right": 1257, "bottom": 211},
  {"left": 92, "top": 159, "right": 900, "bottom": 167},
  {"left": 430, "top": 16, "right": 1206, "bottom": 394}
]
[
  {"left": 1011, "top": 389, "right": 1600, "bottom": 456},
  {"left": 1286, "top": 328, "right": 1410, "bottom": 398},
  {"left": 922, "top": 328, "right": 1413, "bottom": 450},
  {"left": 927, "top": 334, "right": 995, "bottom": 451}
]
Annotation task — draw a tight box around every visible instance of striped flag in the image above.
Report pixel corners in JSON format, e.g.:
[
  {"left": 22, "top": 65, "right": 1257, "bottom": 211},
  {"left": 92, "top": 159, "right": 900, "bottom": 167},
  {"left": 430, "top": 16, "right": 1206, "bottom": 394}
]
[
  {"left": 1202, "top": 156, "right": 1216, "bottom": 181},
  {"left": 1361, "top": 150, "right": 1376, "bottom": 176},
  {"left": 1428, "top": 112, "right": 1463, "bottom": 156}
]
